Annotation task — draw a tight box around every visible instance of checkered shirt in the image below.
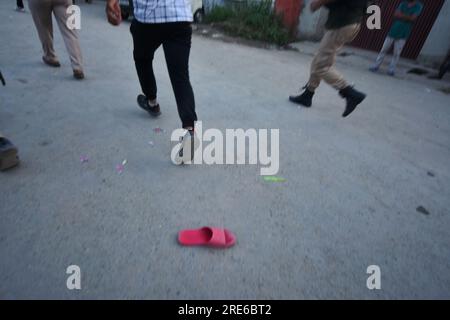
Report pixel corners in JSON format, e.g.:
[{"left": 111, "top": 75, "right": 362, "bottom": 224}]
[{"left": 133, "top": 0, "right": 193, "bottom": 23}]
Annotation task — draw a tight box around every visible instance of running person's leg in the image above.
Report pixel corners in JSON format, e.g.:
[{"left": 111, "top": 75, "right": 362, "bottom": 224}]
[
  {"left": 131, "top": 20, "right": 160, "bottom": 101},
  {"left": 290, "top": 23, "right": 365, "bottom": 117},
  {"left": 312, "top": 23, "right": 361, "bottom": 91},
  {"left": 163, "top": 22, "right": 198, "bottom": 164},
  {"left": 162, "top": 22, "right": 197, "bottom": 130},
  {"left": 130, "top": 19, "right": 163, "bottom": 113},
  {"left": 289, "top": 29, "right": 339, "bottom": 107}
]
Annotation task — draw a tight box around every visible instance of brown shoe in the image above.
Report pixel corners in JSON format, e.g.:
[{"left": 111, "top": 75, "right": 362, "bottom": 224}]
[
  {"left": 42, "top": 56, "right": 61, "bottom": 67},
  {"left": 73, "top": 70, "right": 85, "bottom": 80}
]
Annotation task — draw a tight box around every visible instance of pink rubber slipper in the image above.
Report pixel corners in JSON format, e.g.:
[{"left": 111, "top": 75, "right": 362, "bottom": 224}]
[{"left": 178, "top": 227, "right": 236, "bottom": 248}]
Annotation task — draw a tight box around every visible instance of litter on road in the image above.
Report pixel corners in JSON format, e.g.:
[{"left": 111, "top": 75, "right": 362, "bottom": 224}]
[{"left": 263, "top": 176, "right": 286, "bottom": 182}]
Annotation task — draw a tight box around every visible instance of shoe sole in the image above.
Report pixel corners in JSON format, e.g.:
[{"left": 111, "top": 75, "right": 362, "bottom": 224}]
[
  {"left": 0, "top": 148, "right": 19, "bottom": 171},
  {"left": 137, "top": 95, "right": 161, "bottom": 117}
]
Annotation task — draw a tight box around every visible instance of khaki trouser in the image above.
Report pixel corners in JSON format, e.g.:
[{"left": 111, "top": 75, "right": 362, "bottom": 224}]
[
  {"left": 307, "top": 23, "right": 361, "bottom": 91},
  {"left": 29, "top": 0, "right": 83, "bottom": 71}
]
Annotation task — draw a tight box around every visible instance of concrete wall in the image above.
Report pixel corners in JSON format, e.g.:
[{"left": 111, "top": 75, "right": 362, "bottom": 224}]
[
  {"left": 297, "top": 0, "right": 328, "bottom": 40},
  {"left": 418, "top": 0, "right": 450, "bottom": 67}
]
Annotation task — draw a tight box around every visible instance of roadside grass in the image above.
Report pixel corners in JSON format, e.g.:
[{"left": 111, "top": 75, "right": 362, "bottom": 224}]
[{"left": 204, "top": 1, "right": 291, "bottom": 46}]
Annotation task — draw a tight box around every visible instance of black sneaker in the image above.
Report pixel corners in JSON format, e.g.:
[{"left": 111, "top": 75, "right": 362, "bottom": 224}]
[
  {"left": 0, "top": 137, "right": 19, "bottom": 171},
  {"left": 137, "top": 94, "right": 161, "bottom": 117}
]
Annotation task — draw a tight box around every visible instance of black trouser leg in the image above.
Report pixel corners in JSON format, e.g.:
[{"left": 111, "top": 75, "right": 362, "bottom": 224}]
[
  {"left": 130, "top": 19, "right": 161, "bottom": 101},
  {"left": 131, "top": 21, "right": 197, "bottom": 128},
  {"left": 162, "top": 23, "right": 197, "bottom": 129},
  {"left": 17, "top": 0, "right": 24, "bottom": 8}
]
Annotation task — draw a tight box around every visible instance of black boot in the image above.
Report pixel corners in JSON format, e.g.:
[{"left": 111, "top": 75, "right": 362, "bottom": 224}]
[
  {"left": 289, "top": 87, "right": 315, "bottom": 107},
  {"left": 339, "top": 86, "right": 366, "bottom": 118}
]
